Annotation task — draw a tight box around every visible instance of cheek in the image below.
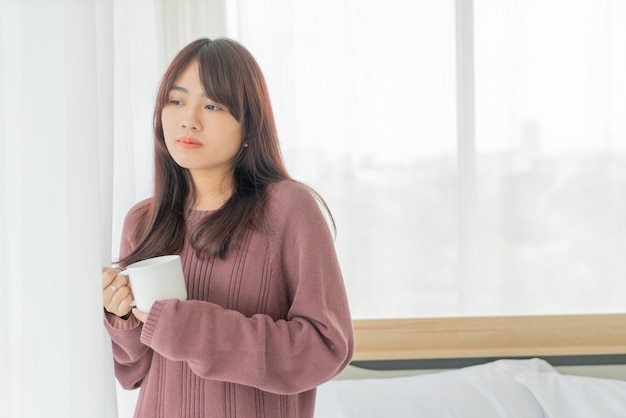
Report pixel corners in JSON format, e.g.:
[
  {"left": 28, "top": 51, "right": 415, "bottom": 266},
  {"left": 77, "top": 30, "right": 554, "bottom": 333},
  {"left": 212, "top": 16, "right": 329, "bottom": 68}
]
[
  {"left": 161, "top": 112, "right": 176, "bottom": 140},
  {"left": 160, "top": 119, "right": 178, "bottom": 157},
  {"left": 220, "top": 119, "right": 243, "bottom": 146}
]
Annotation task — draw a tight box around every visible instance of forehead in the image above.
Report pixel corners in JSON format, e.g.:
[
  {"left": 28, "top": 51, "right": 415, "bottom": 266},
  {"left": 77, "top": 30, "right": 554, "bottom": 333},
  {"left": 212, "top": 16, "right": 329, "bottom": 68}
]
[{"left": 171, "top": 61, "right": 202, "bottom": 90}]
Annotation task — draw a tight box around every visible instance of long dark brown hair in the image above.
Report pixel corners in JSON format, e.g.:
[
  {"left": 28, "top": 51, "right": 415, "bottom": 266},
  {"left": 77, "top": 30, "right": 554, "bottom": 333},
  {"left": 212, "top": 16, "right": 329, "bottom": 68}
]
[{"left": 121, "top": 38, "right": 301, "bottom": 264}]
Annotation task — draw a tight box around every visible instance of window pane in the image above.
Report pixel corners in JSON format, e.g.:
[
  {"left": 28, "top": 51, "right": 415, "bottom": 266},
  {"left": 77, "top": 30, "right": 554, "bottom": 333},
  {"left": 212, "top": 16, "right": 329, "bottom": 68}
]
[
  {"left": 474, "top": 0, "right": 626, "bottom": 314},
  {"left": 235, "top": 0, "right": 458, "bottom": 318}
]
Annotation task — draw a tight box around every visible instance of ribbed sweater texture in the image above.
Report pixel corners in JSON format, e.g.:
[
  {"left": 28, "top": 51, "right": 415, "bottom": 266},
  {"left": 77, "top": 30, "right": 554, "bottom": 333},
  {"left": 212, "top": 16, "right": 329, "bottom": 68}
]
[{"left": 104, "top": 180, "right": 354, "bottom": 417}]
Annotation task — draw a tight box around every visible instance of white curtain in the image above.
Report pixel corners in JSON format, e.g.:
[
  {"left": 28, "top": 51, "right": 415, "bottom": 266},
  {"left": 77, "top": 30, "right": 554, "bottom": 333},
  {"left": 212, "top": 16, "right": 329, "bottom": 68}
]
[
  {"left": 1, "top": 0, "right": 229, "bottom": 416},
  {"left": 0, "top": 0, "right": 117, "bottom": 417}
]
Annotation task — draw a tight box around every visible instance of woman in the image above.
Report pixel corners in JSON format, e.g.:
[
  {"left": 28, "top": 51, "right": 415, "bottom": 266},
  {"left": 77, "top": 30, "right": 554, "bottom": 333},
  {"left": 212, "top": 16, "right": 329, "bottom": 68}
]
[{"left": 102, "top": 38, "right": 354, "bottom": 417}]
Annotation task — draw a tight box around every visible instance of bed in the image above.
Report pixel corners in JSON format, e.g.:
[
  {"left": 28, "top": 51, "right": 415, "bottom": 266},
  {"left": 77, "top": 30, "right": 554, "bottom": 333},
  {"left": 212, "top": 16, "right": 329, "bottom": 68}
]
[{"left": 315, "top": 313, "right": 626, "bottom": 417}]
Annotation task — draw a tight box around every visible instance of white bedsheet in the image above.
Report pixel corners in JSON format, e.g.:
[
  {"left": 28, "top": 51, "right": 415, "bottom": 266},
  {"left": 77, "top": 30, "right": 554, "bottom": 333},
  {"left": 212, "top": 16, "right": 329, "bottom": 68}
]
[{"left": 315, "top": 358, "right": 626, "bottom": 418}]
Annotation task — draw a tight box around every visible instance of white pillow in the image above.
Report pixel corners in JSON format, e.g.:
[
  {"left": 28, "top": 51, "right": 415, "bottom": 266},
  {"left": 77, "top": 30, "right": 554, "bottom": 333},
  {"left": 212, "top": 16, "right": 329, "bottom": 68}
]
[
  {"left": 315, "top": 358, "right": 552, "bottom": 418},
  {"left": 515, "top": 369, "right": 626, "bottom": 418}
]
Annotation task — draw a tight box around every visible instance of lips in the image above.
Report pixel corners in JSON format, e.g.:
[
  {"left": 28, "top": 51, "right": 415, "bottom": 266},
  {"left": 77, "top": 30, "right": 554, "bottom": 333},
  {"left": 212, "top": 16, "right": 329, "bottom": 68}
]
[{"left": 178, "top": 136, "right": 202, "bottom": 149}]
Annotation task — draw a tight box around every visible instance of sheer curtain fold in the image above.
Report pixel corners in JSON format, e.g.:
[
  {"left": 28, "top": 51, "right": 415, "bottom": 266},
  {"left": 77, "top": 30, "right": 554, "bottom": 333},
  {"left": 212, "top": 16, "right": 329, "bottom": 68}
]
[
  {"left": 0, "top": 0, "right": 116, "bottom": 416},
  {"left": 0, "top": 1, "right": 232, "bottom": 416}
]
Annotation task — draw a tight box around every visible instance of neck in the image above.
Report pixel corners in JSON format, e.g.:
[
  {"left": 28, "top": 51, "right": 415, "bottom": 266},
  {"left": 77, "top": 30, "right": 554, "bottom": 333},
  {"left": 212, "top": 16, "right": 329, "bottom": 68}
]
[{"left": 189, "top": 170, "right": 234, "bottom": 211}]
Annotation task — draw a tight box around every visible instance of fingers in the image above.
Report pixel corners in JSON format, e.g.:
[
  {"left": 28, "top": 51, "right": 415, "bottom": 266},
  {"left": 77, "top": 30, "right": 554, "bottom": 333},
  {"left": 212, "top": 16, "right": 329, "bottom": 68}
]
[
  {"left": 104, "top": 285, "right": 134, "bottom": 317},
  {"left": 102, "top": 267, "right": 121, "bottom": 290},
  {"left": 102, "top": 267, "right": 134, "bottom": 317},
  {"left": 109, "top": 285, "right": 133, "bottom": 311},
  {"left": 103, "top": 268, "right": 129, "bottom": 292},
  {"left": 132, "top": 308, "right": 148, "bottom": 323}
]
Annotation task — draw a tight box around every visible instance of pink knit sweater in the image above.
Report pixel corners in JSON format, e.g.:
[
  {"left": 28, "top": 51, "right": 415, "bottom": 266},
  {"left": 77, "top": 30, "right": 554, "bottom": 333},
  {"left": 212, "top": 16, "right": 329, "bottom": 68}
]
[{"left": 104, "top": 180, "right": 354, "bottom": 417}]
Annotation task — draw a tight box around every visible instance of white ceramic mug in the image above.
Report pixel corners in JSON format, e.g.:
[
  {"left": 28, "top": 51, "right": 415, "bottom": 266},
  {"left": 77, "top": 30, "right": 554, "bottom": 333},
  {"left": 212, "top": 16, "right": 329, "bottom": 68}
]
[{"left": 118, "top": 255, "right": 188, "bottom": 312}]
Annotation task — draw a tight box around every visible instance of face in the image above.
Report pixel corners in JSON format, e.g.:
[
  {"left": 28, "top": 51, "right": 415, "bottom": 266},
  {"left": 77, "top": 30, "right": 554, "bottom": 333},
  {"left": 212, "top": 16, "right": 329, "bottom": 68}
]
[{"left": 161, "top": 60, "right": 243, "bottom": 182}]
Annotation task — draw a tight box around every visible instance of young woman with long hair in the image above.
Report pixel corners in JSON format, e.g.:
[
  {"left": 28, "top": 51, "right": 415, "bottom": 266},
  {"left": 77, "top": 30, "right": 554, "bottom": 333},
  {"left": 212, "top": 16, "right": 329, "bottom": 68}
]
[{"left": 102, "top": 38, "right": 354, "bottom": 417}]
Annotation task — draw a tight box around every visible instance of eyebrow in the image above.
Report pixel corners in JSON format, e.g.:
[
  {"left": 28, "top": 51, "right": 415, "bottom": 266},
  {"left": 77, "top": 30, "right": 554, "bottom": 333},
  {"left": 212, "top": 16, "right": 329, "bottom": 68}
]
[
  {"left": 170, "top": 85, "right": 210, "bottom": 99},
  {"left": 170, "top": 85, "right": 188, "bottom": 93}
]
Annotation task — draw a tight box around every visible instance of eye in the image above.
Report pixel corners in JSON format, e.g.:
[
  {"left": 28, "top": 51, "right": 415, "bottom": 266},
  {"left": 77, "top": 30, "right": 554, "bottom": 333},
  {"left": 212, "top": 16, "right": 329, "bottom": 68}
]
[
  {"left": 169, "top": 100, "right": 183, "bottom": 106},
  {"left": 205, "top": 104, "right": 221, "bottom": 111}
]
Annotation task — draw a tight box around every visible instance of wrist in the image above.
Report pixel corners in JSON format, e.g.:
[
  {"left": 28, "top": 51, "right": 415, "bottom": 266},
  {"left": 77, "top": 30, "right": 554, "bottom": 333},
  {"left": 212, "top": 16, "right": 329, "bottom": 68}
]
[{"left": 119, "top": 311, "right": 132, "bottom": 320}]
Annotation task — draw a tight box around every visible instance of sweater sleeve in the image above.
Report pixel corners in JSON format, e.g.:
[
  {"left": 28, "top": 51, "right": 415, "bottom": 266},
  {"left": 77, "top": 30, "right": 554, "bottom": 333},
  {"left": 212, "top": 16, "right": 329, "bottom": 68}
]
[
  {"left": 139, "top": 182, "right": 355, "bottom": 394},
  {"left": 103, "top": 200, "right": 154, "bottom": 390}
]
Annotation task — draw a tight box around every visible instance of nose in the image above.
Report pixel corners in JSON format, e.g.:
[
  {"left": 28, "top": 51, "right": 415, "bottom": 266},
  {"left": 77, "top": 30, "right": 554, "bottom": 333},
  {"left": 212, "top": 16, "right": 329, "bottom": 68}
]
[{"left": 181, "top": 108, "right": 201, "bottom": 131}]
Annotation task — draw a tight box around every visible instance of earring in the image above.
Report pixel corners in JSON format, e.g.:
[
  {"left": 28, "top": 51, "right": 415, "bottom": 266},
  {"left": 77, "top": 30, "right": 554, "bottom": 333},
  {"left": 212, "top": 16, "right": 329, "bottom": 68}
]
[{"left": 243, "top": 142, "right": 249, "bottom": 148}]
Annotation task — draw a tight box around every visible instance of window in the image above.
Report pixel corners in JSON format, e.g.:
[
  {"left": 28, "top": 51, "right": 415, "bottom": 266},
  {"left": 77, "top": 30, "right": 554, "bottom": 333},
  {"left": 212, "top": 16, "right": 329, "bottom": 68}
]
[{"left": 232, "top": 0, "right": 626, "bottom": 319}]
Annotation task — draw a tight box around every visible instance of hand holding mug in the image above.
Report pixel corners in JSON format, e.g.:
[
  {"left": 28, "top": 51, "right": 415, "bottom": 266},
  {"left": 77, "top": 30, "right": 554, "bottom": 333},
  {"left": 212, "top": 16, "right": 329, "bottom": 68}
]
[
  {"left": 102, "top": 267, "right": 134, "bottom": 318},
  {"left": 114, "top": 255, "right": 187, "bottom": 312}
]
